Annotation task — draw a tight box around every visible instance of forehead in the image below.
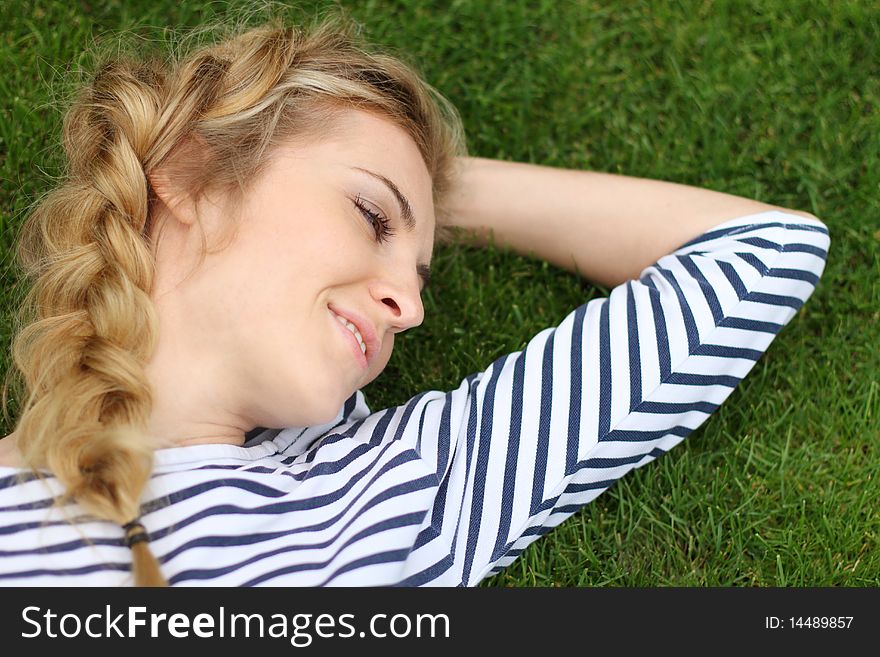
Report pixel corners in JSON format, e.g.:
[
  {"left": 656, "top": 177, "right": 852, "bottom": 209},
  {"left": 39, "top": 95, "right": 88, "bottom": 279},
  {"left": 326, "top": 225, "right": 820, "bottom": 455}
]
[{"left": 280, "top": 108, "right": 435, "bottom": 232}]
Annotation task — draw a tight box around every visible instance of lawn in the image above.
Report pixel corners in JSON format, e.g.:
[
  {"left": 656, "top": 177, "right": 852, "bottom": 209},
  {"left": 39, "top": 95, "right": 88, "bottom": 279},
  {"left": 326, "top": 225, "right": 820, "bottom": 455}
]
[{"left": 1, "top": 0, "right": 877, "bottom": 586}]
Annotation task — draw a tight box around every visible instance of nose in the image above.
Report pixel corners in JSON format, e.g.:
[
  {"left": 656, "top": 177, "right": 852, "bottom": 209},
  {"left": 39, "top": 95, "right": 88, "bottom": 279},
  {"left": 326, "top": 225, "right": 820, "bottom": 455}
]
[{"left": 371, "top": 271, "right": 425, "bottom": 332}]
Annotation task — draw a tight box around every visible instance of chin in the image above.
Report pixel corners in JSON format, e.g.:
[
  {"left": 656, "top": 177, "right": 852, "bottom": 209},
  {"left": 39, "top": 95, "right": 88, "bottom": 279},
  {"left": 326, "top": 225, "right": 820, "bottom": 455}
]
[
  {"left": 303, "top": 388, "right": 352, "bottom": 425},
  {"left": 364, "top": 360, "right": 389, "bottom": 387}
]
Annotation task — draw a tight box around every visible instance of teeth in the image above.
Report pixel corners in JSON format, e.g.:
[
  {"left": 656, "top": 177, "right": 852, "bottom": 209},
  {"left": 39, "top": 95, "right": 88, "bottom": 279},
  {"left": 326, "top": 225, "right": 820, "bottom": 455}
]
[{"left": 333, "top": 312, "right": 367, "bottom": 355}]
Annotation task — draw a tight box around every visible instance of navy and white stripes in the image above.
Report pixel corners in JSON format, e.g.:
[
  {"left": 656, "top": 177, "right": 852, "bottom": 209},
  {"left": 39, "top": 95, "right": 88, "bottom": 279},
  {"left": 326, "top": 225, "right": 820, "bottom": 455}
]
[{"left": 0, "top": 210, "right": 830, "bottom": 586}]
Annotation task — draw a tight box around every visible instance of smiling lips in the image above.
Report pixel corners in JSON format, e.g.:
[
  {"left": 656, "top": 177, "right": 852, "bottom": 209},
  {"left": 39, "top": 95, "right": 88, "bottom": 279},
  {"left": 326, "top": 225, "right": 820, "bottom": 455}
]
[
  {"left": 334, "top": 311, "right": 367, "bottom": 354},
  {"left": 328, "top": 306, "right": 376, "bottom": 370}
]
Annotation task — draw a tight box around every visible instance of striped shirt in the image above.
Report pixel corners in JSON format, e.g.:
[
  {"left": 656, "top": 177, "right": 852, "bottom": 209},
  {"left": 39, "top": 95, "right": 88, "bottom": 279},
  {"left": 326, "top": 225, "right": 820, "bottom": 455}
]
[{"left": 0, "top": 210, "right": 830, "bottom": 586}]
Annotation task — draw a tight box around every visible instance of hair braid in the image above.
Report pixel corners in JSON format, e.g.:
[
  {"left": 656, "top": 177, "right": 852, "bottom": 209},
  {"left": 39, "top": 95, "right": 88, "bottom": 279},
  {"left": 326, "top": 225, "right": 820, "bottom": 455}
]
[{"left": 12, "top": 56, "right": 171, "bottom": 586}]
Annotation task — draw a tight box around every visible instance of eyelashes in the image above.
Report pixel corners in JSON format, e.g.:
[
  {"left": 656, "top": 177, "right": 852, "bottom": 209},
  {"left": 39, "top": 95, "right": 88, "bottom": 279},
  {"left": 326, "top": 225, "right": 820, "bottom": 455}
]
[{"left": 354, "top": 194, "right": 395, "bottom": 244}]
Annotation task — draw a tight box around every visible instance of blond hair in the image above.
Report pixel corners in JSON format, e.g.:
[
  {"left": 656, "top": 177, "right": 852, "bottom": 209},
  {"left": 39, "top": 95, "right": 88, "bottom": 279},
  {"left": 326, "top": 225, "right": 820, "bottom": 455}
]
[{"left": 1, "top": 11, "right": 467, "bottom": 586}]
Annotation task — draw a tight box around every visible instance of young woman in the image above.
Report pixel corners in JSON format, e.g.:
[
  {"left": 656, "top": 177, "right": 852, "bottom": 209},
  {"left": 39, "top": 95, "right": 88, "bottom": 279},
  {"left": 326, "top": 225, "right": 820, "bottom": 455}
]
[{"left": 0, "top": 16, "right": 829, "bottom": 586}]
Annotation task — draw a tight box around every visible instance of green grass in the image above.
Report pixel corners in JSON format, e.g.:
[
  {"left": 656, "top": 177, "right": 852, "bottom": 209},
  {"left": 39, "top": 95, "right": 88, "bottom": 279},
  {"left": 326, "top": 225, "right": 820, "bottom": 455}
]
[{"left": 1, "top": 0, "right": 877, "bottom": 586}]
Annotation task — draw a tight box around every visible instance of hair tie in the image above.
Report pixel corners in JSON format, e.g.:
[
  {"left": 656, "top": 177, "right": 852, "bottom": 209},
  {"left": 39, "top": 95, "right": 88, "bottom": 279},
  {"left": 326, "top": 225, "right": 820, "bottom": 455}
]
[{"left": 122, "top": 519, "right": 149, "bottom": 548}]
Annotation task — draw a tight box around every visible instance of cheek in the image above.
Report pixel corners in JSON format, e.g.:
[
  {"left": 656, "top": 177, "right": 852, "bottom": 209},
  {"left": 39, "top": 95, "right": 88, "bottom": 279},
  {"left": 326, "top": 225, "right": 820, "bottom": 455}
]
[
  {"left": 379, "top": 334, "right": 395, "bottom": 367},
  {"left": 364, "top": 335, "right": 395, "bottom": 384}
]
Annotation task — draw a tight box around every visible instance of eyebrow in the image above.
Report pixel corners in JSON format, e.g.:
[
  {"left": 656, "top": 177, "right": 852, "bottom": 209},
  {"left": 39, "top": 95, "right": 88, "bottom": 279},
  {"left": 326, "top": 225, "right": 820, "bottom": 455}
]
[
  {"left": 350, "top": 166, "right": 432, "bottom": 290},
  {"left": 350, "top": 166, "right": 416, "bottom": 231}
]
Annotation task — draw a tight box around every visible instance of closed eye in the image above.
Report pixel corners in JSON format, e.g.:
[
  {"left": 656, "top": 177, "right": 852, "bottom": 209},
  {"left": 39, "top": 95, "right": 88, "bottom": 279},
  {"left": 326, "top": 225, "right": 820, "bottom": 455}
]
[{"left": 354, "top": 195, "right": 395, "bottom": 243}]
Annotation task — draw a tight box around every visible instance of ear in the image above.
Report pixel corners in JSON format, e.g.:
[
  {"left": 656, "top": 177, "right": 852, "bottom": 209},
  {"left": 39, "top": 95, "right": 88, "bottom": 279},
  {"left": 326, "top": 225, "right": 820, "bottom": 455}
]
[
  {"left": 147, "top": 138, "right": 208, "bottom": 227},
  {"left": 148, "top": 167, "right": 199, "bottom": 226}
]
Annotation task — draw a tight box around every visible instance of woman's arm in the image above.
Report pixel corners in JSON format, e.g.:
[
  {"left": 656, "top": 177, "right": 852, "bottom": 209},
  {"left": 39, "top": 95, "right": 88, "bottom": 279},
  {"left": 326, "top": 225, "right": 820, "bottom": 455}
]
[
  {"left": 445, "top": 156, "right": 818, "bottom": 287},
  {"left": 376, "top": 208, "right": 829, "bottom": 585}
]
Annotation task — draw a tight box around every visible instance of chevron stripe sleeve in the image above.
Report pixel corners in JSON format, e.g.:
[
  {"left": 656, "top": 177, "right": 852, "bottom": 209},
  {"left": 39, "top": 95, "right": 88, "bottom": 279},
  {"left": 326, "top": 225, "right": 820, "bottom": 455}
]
[{"left": 397, "top": 210, "right": 830, "bottom": 585}]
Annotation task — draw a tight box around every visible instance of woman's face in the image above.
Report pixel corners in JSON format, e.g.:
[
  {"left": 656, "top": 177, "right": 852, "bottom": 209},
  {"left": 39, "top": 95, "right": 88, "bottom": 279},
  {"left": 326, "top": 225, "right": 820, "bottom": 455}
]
[{"left": 146, "top": 108, "right": 436, "bottom": 442}]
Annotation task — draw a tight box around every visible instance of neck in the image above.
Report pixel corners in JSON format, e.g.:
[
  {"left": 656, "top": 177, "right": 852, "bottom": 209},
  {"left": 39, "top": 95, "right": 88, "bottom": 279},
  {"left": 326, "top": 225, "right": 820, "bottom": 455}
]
[
  {"left": 0, "top": 432, "right": 23, "bottom": 468},
  {"left": 160, "top": 433, "right": 247, "bottom": 449}
]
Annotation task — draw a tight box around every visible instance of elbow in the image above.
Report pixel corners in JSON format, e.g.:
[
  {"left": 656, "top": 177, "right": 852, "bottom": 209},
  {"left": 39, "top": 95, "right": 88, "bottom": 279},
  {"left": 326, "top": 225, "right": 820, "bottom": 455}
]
[
  {"left": 771, "top": 207, "right": 830, "bottom": 246},
  {"left": 774, "top": 205, "right": 822, "bottom": 223}
]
